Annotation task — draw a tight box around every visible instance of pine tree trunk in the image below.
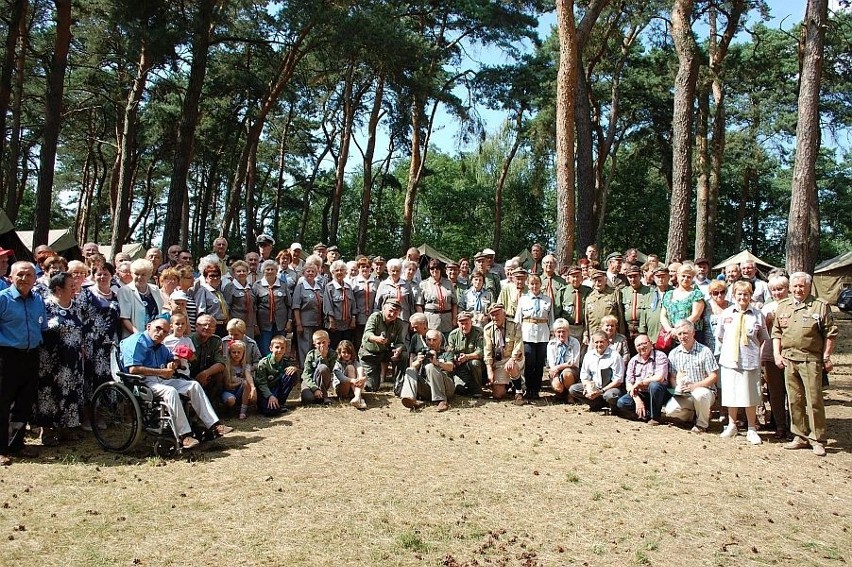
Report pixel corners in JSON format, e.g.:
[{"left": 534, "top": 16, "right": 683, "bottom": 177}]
[
  {"left": 665, "top": 0, "right": 699, "bottom": 263},
  {"left": 33, "top": 0, "right": 72, "bottom": 246},
  {"left": 109, "top": 43, "right": 152, "bottom": 253},
  {"left": 555, "top": 0, "right": 578, "bottom": 266},
  {"left": 162, "top": 0, "right": 220, "bottom": 249},
  {"left": 357, "top": 73, "right": 384, "bottom": 255},
  {"left": 786, "top": 0, "right": 827, "bottom": 274}
]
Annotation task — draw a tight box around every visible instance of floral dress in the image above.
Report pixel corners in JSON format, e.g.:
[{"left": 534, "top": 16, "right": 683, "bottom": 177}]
[
  {"left": 79, "top": 286, "right": 120, "bottom": 400},
  {"left": 662, "top": 287, "right": 705, "bottom": 330},
  {"left": 35, "top": 297, "right": 85, "bottom": 429}
]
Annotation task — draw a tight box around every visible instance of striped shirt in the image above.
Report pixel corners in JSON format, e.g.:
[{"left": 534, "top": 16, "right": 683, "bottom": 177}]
[{"left": 668, "top": 341, "right": 718, "bottom": 388}]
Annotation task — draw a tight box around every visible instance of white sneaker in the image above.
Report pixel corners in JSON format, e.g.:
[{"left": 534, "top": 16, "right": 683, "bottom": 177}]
[
  {"left": 351, "top": 397, "right": 366, "bottom": 410},
  {"left": 720, "top": 425, "right": 738, "bottom": 439},
  {"left": 746, "top": 429, "right": 762, "bottom": 445}
]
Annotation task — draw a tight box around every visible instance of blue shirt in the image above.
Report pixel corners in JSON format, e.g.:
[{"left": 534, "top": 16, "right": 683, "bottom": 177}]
[
  {"left": 0, "top": 286, "right": 47, "bottom": 349},
  {"left": 120, "top": 331, "right": 173, "bottom": 373}
]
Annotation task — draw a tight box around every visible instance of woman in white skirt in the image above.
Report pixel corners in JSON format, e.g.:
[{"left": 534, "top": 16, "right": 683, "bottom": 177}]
[{"left": 715, "top": 280, "right": 770, "bottom": 444}]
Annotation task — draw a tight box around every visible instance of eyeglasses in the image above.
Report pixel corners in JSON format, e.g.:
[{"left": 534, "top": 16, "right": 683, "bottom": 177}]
[
  {"left": 636, "top": 342, "right": 651, "bottom": 348},
  {"left": 711, "top": 291, "right": 725, "bottom": 296}
]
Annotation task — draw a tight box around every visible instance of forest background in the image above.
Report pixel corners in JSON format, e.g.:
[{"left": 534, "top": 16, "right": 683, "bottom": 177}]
[{"left": 0, "top": 0, "right": 850, "bottom": 269}]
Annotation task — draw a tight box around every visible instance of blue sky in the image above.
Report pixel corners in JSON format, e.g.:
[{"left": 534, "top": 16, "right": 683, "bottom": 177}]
[{"left": 425, "top": 0, "right": 818, "bottom": 155}]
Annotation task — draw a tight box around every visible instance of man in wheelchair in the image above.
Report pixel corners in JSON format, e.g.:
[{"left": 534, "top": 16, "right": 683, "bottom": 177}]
[{"left": 120, "top": 314, "right": 233, "bottom": 450}]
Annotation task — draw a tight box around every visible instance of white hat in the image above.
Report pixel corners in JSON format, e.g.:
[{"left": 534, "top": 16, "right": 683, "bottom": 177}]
[
  {"left": 290, "top": 242, "right": 303, "bottom": 250},
  {"left": 170, "top": 290, "right": 189, "bottom": 302},
  {"left": 482, "top": 248, "right": 496, "bottom": 256}
]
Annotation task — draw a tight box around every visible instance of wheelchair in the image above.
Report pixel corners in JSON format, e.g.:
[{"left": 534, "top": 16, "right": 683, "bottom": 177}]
[{"left": 90, "top": 345, "right": 206, "bottom": 457}]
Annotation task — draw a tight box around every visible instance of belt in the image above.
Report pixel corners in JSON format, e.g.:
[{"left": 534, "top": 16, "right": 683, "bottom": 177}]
[
  {"left": 424, "top": 307, "right": 452, "bottom": 314},
  {"left": 523, "top": 317, "right": 549, "bottom": 324}
]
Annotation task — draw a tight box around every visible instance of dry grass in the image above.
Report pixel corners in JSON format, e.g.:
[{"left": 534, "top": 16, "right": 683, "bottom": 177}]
[{"left": 2, "top": 317, "right": 852, "bottom": 566}]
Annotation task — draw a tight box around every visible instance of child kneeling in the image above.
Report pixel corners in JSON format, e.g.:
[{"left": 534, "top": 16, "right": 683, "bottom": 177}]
[{"left": 254, "top": 336, "right": 300, "bottom": 416}]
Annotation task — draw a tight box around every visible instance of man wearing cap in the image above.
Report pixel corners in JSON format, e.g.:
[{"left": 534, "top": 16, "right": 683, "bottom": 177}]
[
  {"left": 371, "top": 256, "right": 387, "bottom": 280},
  {"left": 639, "top": 266, "right": 671, "bottom": 344},
  {"left": 359, "top": 299, "right": 408, "bottom": 392},
  {"left": 121, "top": 315, "right": 232, "bottom": 450},
  {"left": 289, "top": 243, "right": 305, "bottom": 275},
  {"left": 605, "top": 253, "right": 628, "bottom": 291},
  {"left": 446, "top": 311, "right": 485, "bottom": 397},
  {"left": 483, "top": 302, "right": 525, "bottom": 404},
  {"left": 497, "top": 268, "right": 528, "bottom": 319},
  {"left": 584, "top": 268, "right": 624, "bottom": 344},
  {"left": 0, "top": 248, "right": 14, "bottom": 290},
  {"left": 257, "top": 234, "right": 275, "bottom": 261},
  {"left": 400, "top": 329, "right": 455, "bottom": 412},
  {"left": 559, "top": 266, "right": 590, "bottom": 348},
  {"left": 474, "top": 252, "right": 501, "bottom": 295},
  {"left": 620, "top": 265, "right": 650, "bottom": 353},
  {"left": 539, "top": 254, "right": 565, "bottom": 315},
  {"left": 326, "top": 245, "right": 341, "bottom": 263},
  {"left": 693, "top": 258, "right": 712, "bottom": 298},
  {"left": 482, "top": 247, "right": 506, "bottom": 280},
  {"left": 0, "top": 262, "right": 47, "bottom": 464}
]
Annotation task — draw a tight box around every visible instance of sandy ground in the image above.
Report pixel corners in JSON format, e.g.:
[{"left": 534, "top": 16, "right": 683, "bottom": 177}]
[{"left": 1, "top": 317, "right": 851, "bottom": 566}]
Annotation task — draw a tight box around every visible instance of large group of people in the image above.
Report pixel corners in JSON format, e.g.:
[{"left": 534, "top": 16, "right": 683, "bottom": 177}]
[{"left": 0, "top": 237, "right": 839, "bottom": 466}]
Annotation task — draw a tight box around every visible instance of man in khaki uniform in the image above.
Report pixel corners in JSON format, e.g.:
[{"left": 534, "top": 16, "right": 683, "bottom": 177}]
[
  {"left": 584, "top": 269, "right": 623, "bottom": 344},
  {"left": 559, "top": 266, "right": 590, "bottom": 347},
  {"left": 620, "top": 265, "right": 650, "bottom": 353},
  {"left": 446, "top": 311, "right": 485, "bottom": 397},
  {"left": 639, "top": 266, "right": 671, "bottom": 344},
  {"left": 772, "top": 272, "right": 837, "bottom": 457},
  {"left": 497, "top": 268, "right": 528, "bottom": 319},
  {"left": 483, "top": 303, "right": 525, "bottom": 404},
  {"left": 604, "top": 252, "right": 628, "bottom": 291},
  {"left": 539, "top": 255, "right": 565, "bottom": 315}
]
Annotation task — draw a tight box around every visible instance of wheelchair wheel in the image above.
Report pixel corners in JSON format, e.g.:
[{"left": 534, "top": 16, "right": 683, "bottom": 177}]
[
  {"left": 91, "top": 381, "right": 144, "bottom": 452},
  {"left": 153, "top": 437, "right": 178, "bottom": 458}
]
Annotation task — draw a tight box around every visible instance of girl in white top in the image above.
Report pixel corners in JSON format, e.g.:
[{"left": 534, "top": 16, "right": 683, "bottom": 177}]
[{"left": 514, "top": 274, "right": 554, "bottom": 399}]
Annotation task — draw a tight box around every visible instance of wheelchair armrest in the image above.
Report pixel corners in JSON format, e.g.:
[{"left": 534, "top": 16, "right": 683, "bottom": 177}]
[{"left": 116, "top": 371, "right": 147, "bottom": 387}]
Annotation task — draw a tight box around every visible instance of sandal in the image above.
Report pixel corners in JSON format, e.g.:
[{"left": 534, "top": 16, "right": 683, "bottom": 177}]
[
  {"left": 0, "top": 455, "right": 11, "bottom": 466},
  {"left": 238, "top": 412, "right": 247, "bottom": 420}
]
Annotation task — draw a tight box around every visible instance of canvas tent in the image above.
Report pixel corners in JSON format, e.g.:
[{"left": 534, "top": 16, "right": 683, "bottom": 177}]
[
  {"left": 416, "top": 243, "right": 456, "bottom": 269},
  {"left": 18, "top": 228, "right": 80, "bottom": 258},
  {"left": 98, "top": 243, "right": 147, "bottom": 262},
  {"left": 813, "top": 251, "right": 852, "bottom": 305},
  {"left": 712, "top": 250, "right": 777, "bottom": 271},
  {"left": 0, "top": 209, "right": 33, "bottom": 261}
]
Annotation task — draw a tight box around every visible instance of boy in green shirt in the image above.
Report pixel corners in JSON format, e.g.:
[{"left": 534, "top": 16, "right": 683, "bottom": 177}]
[
  {"left": 301, "top": 330, "right": 338, "bottom": 405},
  {"left": 254, "top": 336, "right": 300, "bottom": 415}
]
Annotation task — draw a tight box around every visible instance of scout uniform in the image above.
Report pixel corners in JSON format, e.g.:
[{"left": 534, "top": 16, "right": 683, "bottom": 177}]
[
  {"left": 358, "top": 302, "right": 409, "bottom": 391},
  {"left": 539, "top": 272, "right": 565, "bottom": 316},
  {"left": 483, "top": 304, "right": 525, "bottom": 390},
  {"left": 620, "top": 266, "right": 650, "bottom": 347},
  {"left": 497, "top": 271, "right": 528, "bottom": 319},
  {"left": 771, "top": 294, "right": 838, "bottom": 446},
  {"left": 584, "top": 270, "right": 624, "bottom": 342},
  {"left": 419, "top": 276, "right": 457, "bottom": 333},
  {"left": 446, "top": 313, "right": 485, "bottom": 396},
  {"left": 559, "top": 267, "right": 590, "bottom": 346}
]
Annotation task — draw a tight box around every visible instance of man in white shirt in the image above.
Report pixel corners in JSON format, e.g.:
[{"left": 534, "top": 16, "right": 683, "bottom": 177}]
[{"left": 569, "top": 331, "right": 624, "bottom": 410}]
